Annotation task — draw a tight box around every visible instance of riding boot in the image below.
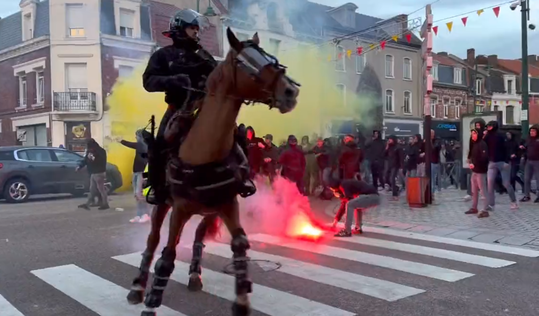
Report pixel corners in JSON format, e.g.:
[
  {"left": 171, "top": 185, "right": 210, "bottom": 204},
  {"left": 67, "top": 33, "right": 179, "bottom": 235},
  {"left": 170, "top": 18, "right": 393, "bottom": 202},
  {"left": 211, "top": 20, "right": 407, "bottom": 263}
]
[
  {"left": 188, "top": 241, "right": 204, "bottom": 291},
  {"left": 146, "top": 147, "right": 168, "bottom": 205},
  {"left": 230, "top": 229, "right": 252, "bottom": 316},
  {"left": 127, "top": 251, "right": 153, "bottom": 305},
  {"left": 144, "top": 247, "right": 176, "bottom": 311}
]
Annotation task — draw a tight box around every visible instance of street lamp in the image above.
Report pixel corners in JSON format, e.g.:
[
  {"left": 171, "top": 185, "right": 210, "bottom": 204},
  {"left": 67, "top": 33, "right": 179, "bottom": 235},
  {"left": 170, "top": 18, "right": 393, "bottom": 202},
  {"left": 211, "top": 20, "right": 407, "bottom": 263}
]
[
  {"left": 197, "top": 0, "right": 217, "bottom": 17},
  {"left": 510, "top": 0, "right": 532, "bottom": 137}
]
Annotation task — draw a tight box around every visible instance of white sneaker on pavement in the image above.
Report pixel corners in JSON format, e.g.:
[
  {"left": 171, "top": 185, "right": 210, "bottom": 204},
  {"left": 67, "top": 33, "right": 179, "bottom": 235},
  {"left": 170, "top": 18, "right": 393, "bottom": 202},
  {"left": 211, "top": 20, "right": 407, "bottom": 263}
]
[
  {"left": 129, "top": 216, "right": 141, "bottom": 223},
  {"left": 463, "top": 195, "right": 472, "bottom": 202},
  {"left": 510, "top": 203, "right": 519, "bottom": 210},
  {"left": 139, "top": 214, "right": 151, "bottom": 223}
]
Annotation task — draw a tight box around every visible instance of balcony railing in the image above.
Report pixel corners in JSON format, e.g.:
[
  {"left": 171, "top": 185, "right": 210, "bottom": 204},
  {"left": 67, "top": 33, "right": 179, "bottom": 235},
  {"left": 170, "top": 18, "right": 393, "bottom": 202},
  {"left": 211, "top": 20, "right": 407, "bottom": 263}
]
[{"left": 53, "top": 91, "right": 97, "bottom": 112}]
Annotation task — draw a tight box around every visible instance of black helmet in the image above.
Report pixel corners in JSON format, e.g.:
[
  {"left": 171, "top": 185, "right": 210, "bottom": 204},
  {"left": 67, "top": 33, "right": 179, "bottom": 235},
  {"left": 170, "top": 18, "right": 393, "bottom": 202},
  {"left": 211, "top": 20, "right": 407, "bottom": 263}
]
[{"left": 163, "top": 9, "right": 209, "bottom": 43}]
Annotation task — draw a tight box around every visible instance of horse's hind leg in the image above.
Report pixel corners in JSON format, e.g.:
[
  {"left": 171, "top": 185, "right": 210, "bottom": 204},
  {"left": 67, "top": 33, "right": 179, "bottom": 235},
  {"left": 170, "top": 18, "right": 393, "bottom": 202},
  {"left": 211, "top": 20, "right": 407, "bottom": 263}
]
[
  {"left": 127, "top": 203, "right": 170, "bottom": 305},
  {"left": 219, "top": 197, "right": 252, "bottom": 316},
  {"left": 142, "top": 201, "right": 191, "bottom": 316},
  {"left": 188, "top": 214, "right": 219, "bottom": 292}
]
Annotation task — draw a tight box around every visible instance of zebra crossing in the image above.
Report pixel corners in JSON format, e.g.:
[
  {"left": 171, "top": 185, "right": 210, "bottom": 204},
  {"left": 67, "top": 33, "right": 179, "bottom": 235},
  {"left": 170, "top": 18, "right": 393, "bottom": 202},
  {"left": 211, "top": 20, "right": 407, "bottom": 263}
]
[{"left": 2, "top": 226, "right": 539, "bottom": 316}]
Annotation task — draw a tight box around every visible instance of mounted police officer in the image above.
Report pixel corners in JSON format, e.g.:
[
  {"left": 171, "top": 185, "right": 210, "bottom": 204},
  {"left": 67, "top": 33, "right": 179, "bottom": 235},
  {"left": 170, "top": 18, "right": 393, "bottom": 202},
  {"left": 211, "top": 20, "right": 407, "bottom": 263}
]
[{"left": 142, "top": 9, "right": 217, "bottom": 204}]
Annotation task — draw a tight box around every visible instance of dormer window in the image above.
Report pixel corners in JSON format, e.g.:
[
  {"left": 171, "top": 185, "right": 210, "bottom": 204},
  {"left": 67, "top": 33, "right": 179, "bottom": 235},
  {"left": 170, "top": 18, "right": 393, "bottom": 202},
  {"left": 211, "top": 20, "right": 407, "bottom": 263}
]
[
  {"left": 476, "top": 78, "right": 483, "bottom": 95},
  {"left": 120, "top": 9, "right": 135, "bottom": 38},
  {"left": 507, "top": 79, "right": 513, "bottom": 94},
  {"left": 430, "top": 63, "right": 439, "bottom": 81},
  {"left": 23, "top": 13, "right": 33, "bottom": 41},
  {"left": 454, "top": 67, "right": 462, "bottom": 84}
]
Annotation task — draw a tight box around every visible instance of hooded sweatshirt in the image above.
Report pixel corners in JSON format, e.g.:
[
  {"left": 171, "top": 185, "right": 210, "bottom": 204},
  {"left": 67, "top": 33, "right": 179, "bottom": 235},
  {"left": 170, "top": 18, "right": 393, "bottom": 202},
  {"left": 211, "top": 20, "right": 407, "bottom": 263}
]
[
  {"left": 278, "top": 135, "right": 306, "bottom": 181},
  {"left": 120, "top": 129, "right": 148, "bottom": 173},
  {"left": 468, "top": 120, "right": 486, "bottom": 160},
  {"left": 469, "top": 130, "right": 489, "bottom": 174},
  {"left": 483, "top": 121, "right": 508, "bottom": 163},
  {"left": 246, "top": 126, "right": 265, "bottom": 173},
  {"left": 525, "top": 124, "right": 539, "bottom": 161},
  {"left": 504, "top": 131, "right": 521, "bottom": 164},
  {"left": 339, "top": 139, "right": 363, "bottom": 179},
  {"left": 405, "top": 134, "right": 422, "bottom": 171},
  {"left": 384, "top": 135, "right": 403, "bottom": 169},
  {"left": 364, "top": 130, "right": 385, "bottom": 164}
]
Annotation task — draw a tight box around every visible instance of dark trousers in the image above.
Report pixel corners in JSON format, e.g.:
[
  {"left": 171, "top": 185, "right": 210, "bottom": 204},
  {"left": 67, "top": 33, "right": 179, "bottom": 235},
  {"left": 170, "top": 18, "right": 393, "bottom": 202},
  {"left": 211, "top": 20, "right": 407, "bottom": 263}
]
[
  {"left": 148, "top": 107, "right": 175, "bottom": 189},
  {"left": 510, "top": 163, "right": 524, "bottom": 192},
  {"left": 370, "top": 162, "right": 383, "bottom": 188}
]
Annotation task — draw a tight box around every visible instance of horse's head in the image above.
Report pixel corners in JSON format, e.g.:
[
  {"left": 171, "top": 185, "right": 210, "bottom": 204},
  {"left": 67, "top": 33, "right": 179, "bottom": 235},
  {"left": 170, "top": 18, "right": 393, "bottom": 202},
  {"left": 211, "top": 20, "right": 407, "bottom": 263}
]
[{"left": 222, "top": 28, "right": 300, "bottom": 114}]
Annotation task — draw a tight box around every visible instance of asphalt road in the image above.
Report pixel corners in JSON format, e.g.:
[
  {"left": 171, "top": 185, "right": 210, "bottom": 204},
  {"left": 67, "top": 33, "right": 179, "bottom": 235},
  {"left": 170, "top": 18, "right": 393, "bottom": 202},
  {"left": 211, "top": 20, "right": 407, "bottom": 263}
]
[{"left": 1, "top": 195, "right": 539, "bottom": 316}]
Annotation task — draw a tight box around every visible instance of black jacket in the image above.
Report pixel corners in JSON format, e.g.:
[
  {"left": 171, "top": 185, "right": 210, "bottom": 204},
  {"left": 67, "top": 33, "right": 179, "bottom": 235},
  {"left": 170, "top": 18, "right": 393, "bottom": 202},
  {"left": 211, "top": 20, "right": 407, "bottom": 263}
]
[
  {"left": 365, "top": 138, "right": 385, "bottom": 163},
  {"left": 79, "top": 147, "right": 107, "bottom": 174},
  {"left": 469, "top": 138, "right": 489, "bottom": 174},
  {"left": 339, "top": 179, "right": 378, "bottom": 199},
  {"left": 523, "top": 124, "right": 539, "bottom": 161},
  {"left": 504, "top": 133, "right": 521, "bottom": 164},
  {"left": 384, "top": 136, "right": 403, "bottom": 169},
  {"left": 120, "top": 140, "right": 147, "bottom": 173},
  {"left": 483, "top": 124, "right": 508, "bottom": 163}
]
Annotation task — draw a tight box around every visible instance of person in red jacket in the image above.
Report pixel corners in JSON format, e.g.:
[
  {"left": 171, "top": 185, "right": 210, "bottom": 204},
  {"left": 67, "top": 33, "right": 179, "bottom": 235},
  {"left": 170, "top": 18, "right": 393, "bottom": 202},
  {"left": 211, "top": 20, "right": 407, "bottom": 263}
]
[
  {"left": 278, "top": 135, "right": 306, "bottom": 194},
  {"left": 338, "top": 134, "right": 363, "bottom": 180}
]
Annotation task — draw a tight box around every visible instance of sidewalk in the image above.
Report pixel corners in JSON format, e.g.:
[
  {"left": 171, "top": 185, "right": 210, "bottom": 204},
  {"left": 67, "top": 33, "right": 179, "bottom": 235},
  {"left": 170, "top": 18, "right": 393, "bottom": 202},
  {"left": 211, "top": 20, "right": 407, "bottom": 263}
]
[{"left": 312, "top": 188, "right": 539, "bottom": 250}]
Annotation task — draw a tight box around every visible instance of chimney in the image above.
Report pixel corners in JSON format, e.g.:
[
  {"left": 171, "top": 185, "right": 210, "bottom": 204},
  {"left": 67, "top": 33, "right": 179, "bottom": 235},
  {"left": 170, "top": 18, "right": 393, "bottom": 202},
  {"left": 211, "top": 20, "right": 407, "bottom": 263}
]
[
  {"left": 466, "top": 48, "right": 475, "bottom": 66},
  {"left": 528, "top": 55, "right": 539, "bottom": 67},
  {"left": 487, "top": 54, "right": 498, "bottom": 66},
  {"left": 397, "top": 14, "right": 408, "bottom": 36}
]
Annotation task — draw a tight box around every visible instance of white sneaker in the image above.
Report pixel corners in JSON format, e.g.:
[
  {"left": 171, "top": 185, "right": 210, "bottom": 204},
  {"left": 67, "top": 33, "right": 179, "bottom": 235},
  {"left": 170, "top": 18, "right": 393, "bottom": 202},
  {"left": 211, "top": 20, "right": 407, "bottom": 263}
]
[
  {"left": 129, "top": 216, "right": 141, "bottom": 223},
  {"left": 139, "top": 214, "right": 151, "bottom": 223},
  {"left": 463, "top": 195, "right": 472, "bottom": 202},
  {"left": 510, "top": 203, "right": 519, "bottom": 210}
]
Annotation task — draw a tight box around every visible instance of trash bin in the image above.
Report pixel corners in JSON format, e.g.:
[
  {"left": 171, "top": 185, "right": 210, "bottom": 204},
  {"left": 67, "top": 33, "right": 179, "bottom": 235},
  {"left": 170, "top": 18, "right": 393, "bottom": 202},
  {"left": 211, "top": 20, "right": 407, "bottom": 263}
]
[{"left": 407, "top": 177, "right": 429, "bottom": 207}]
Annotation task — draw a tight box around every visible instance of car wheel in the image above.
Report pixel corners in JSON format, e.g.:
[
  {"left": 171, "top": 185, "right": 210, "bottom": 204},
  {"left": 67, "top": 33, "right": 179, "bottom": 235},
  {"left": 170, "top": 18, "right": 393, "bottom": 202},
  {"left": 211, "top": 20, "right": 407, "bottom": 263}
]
[{"left": 3, "top": 178, "right": 31, "bottom": 203}]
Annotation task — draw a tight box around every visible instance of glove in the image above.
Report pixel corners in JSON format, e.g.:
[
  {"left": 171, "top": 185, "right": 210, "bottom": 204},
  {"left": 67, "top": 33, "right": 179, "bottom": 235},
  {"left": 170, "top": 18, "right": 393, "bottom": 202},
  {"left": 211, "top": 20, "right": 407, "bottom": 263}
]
[{"left": 168, "top": 74, "right": 191, "bottom": 90}]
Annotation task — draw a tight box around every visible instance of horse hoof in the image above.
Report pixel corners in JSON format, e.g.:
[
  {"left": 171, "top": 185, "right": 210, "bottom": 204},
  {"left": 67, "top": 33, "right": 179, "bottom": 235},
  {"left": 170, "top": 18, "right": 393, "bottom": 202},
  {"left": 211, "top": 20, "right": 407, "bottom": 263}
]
[
  {"left": 232, "top": 302, "right": 251, "bottom": 316},
  {"left": 187, "top": 274, "right": 203, "bottom": 292},
  {"left": 127, "top": 289, "right": 144, "bottom": 305}
]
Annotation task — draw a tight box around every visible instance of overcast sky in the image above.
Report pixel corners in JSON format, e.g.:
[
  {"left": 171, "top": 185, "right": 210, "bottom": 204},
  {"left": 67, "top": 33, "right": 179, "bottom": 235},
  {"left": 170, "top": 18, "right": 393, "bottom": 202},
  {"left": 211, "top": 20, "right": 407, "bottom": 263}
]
[{"left": 1, "top": 0, "right": 536, "bottom": 59}]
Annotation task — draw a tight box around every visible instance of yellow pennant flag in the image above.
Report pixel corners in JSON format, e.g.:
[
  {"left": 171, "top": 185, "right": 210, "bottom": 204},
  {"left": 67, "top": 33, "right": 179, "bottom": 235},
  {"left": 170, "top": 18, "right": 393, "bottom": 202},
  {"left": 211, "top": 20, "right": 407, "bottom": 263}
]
[
  {"left": 392, "top": 35, "right": 398, "bottom": 42},
  {"left": 369, "top": 44, "right": 375, "bottom": 50},
  {"left": 327, "top": 54, "right": 332, "bottom": 61},
  {"left": 446, "top": 21, "right": 453, "bottom": 32},
  {"left": 346, "top": 49, "right": 352, "bottom": 58},
  {"left": 477, "top": 9, "right": 484, "bottom": 16}
]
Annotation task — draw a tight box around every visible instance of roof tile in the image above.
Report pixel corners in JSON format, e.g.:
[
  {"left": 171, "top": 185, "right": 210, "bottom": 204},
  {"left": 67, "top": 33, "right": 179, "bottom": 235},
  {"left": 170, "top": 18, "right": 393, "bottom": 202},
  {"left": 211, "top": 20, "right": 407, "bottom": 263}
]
[{"left": 497, "top": 59, "right": 539, "bottom": 77}]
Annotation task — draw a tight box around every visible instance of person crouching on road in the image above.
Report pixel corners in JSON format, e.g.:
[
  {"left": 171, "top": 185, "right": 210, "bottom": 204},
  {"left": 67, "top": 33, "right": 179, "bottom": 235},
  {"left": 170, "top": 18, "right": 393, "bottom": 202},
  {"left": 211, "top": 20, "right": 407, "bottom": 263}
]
[
  {"left": 465, "top": 129, "right": 490, "bottom": 218},
  {"left": 77, "top": 139, "right": 109, "bottom": 210},
  {"left": 328, "top": 177, "right": 380, "bottom": 237}
]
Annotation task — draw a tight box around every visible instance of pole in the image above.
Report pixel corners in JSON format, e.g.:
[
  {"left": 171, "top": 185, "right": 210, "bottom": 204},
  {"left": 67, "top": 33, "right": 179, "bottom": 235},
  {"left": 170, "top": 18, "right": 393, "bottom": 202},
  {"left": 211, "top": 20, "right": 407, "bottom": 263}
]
[
  {"left": 421, "top": 5, "right": 434, "bottom": 205},
  {"left": 521, "top": 0, "right": 530, "bottom": 138}
]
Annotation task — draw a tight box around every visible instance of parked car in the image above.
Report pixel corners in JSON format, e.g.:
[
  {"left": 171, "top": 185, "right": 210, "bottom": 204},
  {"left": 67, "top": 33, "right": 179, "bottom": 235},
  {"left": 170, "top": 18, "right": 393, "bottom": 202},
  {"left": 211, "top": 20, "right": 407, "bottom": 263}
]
[{"left": 0, "top": 146, "right": 122, "bottom": 203}]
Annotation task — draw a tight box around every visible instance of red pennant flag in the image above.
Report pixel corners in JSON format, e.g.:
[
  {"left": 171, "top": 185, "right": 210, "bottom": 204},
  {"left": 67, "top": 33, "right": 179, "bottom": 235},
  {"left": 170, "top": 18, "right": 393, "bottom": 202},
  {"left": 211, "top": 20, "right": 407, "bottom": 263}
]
[
  {"left": 506, "top": 101, "right": 509, "bottom": 104},
  {"left": 338, "top": 53, "right": 342, "bottom": 59},
  {"left": 380, "top": 41, "right": 386, "bottom": 50},
  {"left": 356, "top": 47, "right": 363, "bottom": 55},
  {"left": 405, "top": 33, "right": 411, "bottom": 42},
  {"left": 433, "top": 26, "right": 438, "bottom": 35},
  {"left": 493, "top": 6, "right": 500, "bottom": 17},
  {"left": 519, "top": 100, "right": 523, "bottom": 104},
  {"left": 461, "top": 17, "right": 468, "bottom": 26}
]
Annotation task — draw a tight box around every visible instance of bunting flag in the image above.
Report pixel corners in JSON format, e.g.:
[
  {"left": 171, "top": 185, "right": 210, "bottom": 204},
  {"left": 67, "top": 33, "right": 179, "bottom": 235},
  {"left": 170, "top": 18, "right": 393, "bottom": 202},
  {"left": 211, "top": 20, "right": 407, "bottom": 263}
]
[
  {"left": 477, "top": 9, "right": 484, "bottom": 16},
  {"left": 493, "top": 6, "right": 500, "bottom": 17},
  {"left": 446, "top": 21, "right": 453, "bottom": 32},
  {"left": 356, "top": 47, "right": 363, "bottom": 55},
  {"left": 369, "top": 44, "right": 375, "bottom": 50},
  {"left": 346, "top": 49, "right": 352, "bottom": 58},
  {"left": 337, "top": 53, "right": 342, "bottom": 60},
  {"left": 405, "top": 33, "right": 411, "bottom": 42},
  {"left": 433, "top": 26, "right": 438, "bottom": 35},
  {"left": 392, "top": 35, "right": 398, "bottom": 42},
  {"left": 461, "top": 17, "right": 468, "bottom": 26},
  {"left": 380, "top": 41, "right": 386, "bottom": 50}
]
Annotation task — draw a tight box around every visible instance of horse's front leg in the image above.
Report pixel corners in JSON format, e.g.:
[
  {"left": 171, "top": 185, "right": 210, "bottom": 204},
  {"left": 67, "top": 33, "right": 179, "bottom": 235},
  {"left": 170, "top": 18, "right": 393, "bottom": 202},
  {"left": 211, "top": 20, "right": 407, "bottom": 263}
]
[
  {"left": 220, "top": 197, "right": 252, "bottom": 316},
  {"left": 142, "top": 201, "right": 191, "bottom": 316},
  {"left": 127, "top": 204, "right": 170, "bottom": 305},
  {"left": 188, "top": 214, "right": 219, "bottom": 291}
]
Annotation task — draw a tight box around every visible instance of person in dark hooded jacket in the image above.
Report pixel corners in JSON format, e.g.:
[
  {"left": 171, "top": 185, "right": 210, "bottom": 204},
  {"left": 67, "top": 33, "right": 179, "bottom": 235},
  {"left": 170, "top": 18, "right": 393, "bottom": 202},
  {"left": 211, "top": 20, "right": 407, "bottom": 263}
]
[
  {"left": 278, "top": 135, "right": 306, "bottom": 194},
  {"left": 364, "top": 130, "right": 385, "bottom": 189},
  {"left": 261, "top": 134, "right": 280, "bottom": 184},
  {"left": 464, "top": 128, "right": 490, "bottom": 218},
  {"left": 505, "top": 131, "right": 524, "bottom": 192},
  {"left": 245, "top": 126, "right": 265, "bottom": 179},
  {"left": 384, "top": 135, "right": 403, "bottom": 199},
  {"left": 483, "top": 121, "right": 518, "bottom": 210},
  {"left": 463, "top": 119, "right": 486, "bottom": 200},
  {"left": 520, "top": 124, "right": 539, "bottom": 203},
  {"left": 405, "top": 134, "right": 422, "bottom": 176},
  {"left": 339, "top": 134, "right": 363, "bottom": 180}
]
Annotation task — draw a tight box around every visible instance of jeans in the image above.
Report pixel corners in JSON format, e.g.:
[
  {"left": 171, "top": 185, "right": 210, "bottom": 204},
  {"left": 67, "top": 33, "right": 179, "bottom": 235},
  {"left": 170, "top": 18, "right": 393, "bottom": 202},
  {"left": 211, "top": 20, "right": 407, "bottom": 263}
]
[
  {"left": 361, "top": 160, "right": 371, "bottom": 184},
  {"left": 471, "top": 172, "right": 488, "bottom": 210},
  {"left": 87, "top": 172, "right": 108, "bottom": 205},
  {"left": 524, "top": 160, "right": 539, "bottom": 197},
  {"left": 344, "top": 194, "right": 381, "bottom": 232},
  {"left": 487, "top": 162, "right": 516, "bottom": 205},
  {"left": 431, "top": 163, "right": 440, "bottom": 193},
  {"left": 407, "top": 169, "right": 418, "bottom": 177},
  {"left": 133, "top": 172, "right": 150, "bottom": 217},
  {"left": 510, "top": 163, "right": 524, "bottom": 192}
]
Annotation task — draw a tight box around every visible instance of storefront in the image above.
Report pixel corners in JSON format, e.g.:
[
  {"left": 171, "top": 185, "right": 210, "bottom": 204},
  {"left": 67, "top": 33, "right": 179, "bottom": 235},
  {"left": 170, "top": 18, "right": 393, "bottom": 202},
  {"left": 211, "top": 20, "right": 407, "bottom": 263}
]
[
  {"left": 432, "top": 120, "right": 460, "bottom": 140},
  {"left": 65, "top": 121, "right": 92, "bottom": 153},
  {"left": 383, "top": 119, "right": 422, "bottom": 138}
]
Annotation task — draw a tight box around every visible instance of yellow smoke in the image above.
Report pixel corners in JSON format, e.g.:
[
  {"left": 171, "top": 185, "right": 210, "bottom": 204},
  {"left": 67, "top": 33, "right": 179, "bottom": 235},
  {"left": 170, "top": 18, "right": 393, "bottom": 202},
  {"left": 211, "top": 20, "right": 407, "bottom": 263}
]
[{"left": 105, "top": 44, "right": 375, "bottom": 190}]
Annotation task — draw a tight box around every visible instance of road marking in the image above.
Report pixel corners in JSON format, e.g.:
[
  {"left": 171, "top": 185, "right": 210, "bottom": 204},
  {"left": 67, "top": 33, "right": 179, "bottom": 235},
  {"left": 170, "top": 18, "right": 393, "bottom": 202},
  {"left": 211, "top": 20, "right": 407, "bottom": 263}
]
[
  {"left": 362, "top": 226, "right": 539, "bottom": 258},
  {"left": 114, "top": 252, "right": 355, "bottom": 316},
  {"left": 31, "top": 264, "right": 186, "bottom": 316},
  {"left": 199, "top": 242, "right": 425, "bottom": 302},
  {"left": 249, "top": 234, "right": 473, "bottom": 282},
  {"left": 336, "top": 235, "right": 516, "bottom": 268},
  {"left": 0, "top": 294, "right": 24, "bottom": 316}
]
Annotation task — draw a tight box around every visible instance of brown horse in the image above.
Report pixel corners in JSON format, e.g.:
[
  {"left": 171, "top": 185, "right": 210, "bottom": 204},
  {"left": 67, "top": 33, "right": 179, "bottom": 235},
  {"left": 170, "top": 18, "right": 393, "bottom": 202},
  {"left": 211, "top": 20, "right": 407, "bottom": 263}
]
[{"left": 138, "top": 29, "right": 299, "bottom": 316}]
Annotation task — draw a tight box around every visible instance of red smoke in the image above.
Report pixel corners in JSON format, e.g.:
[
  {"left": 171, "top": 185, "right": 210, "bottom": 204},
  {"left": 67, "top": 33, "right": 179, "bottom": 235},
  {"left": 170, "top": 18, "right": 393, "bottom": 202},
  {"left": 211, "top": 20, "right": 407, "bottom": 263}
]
[{"left": 240, "top": 176, "right": 326, "bottom": 242}]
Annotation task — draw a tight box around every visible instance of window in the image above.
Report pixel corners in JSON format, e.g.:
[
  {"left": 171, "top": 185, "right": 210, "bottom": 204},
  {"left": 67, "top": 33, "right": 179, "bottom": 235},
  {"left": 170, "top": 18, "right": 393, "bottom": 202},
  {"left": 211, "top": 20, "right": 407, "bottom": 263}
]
[
  {"left": 65, "top": 63, "right": 88, "bottom": 100},
  {"left": 269, "top": 38, "right": 281, "bottom": 56},
  {"left": 17, "top": 149, "right": 53, "bottom": 162},
  {"left": 335, "top": 45, "right": 345, "bottom": 71},
  {"left": 385, "top": 89, "right": 394, "bottom": 113},
  {"left": 119, "top": 9, "right": 135, "bottom": 37},
  {"left": 66, "top": 4, "right": 85, "bottom": 37},
  {"left": 430, "top": 97, "right": 437, "bottom": 117},
  {"left": 336, "top": 84, "right": 346, "bottom": 107},
  {"left": 443, "top": 98, "right": 450, "bottom": 118},
  {"left": 19, "top": 76, "right": 27, "bottom": 107},
  {"left": 403, "top": 58, "right": 412, "bottom": 80},
  {"left": 431, "top": 63, "right": 439, "bottom": 81},
  {"left": 454, "top": 67, "right": 462, "bottom": 84},
  {"left": 54, "top": 150, "right": 82, "bottom": 162},
  {"left": 24, "top": 13, "right": 33, "bottom": 40},
  {"left": 494, "top": 105, "right": 499, "bottom": 111},
  {"left": 454, "top": 98, "right": 461, "bottom": 118},
  {"left": 385, "top": 55, "right": 394, "bottom": 77},
  {"left": 507, "top": 80, "right": 513, "bottom": 94},
  {"left": 403, "top": 91, "right": 412, "bottom": 114},
  {"left": 37, "top": 72, "right": 44, "bottom": 104},
  {"left": 355, "top": 55, "right": 365, "bottom": 74},
  {"left": 118, "top": 65, "right": 134, "bottom": 78},
  {"left": 475, "top": 78, "right": 482, "bottom": 95},
  {"left": 506, "top": 106, "right": 515, "bottom": 124}
]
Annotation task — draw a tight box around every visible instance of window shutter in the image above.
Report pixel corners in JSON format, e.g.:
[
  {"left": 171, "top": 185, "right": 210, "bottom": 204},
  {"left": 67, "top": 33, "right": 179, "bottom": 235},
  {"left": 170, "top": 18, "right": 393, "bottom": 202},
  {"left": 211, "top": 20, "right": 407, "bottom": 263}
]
[
  {"left": 66, "top": 64, "right": 88, "bottom": 89},
  {"left": 67, "top": 4, "right": 84, "bottom": 29},
  {"left": 120, "top": 9, "right": 134, "bottom": 28}
]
